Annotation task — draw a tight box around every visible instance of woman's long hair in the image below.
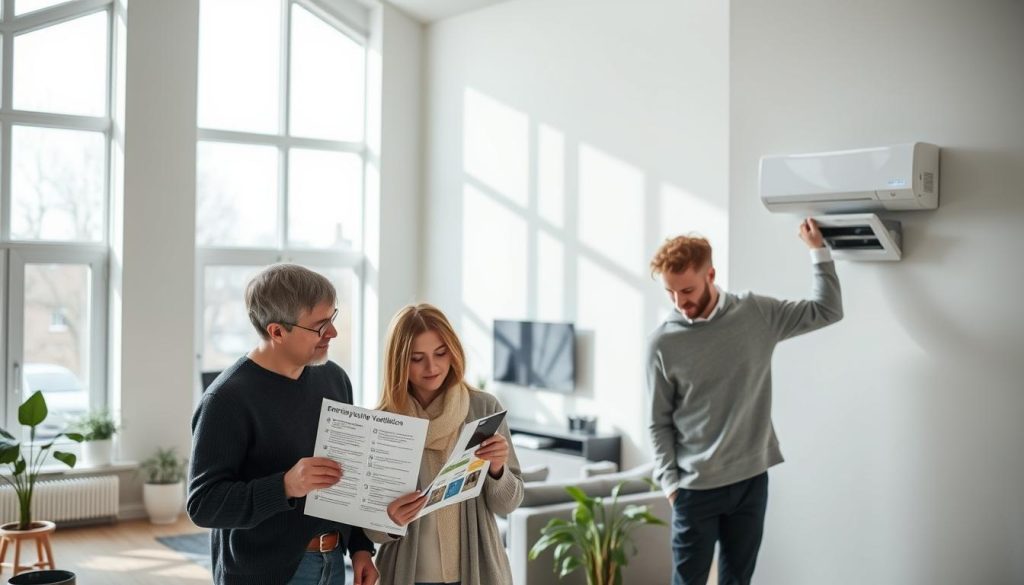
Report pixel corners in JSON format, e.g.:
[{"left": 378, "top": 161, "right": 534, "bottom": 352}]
[{"left": 377, "top": 303, "right": 467, "bottom": 413}]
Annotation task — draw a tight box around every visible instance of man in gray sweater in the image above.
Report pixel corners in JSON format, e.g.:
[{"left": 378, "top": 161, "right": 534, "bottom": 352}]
[{"left": 646, "top": 219, "right": 842, "bottom": 585}]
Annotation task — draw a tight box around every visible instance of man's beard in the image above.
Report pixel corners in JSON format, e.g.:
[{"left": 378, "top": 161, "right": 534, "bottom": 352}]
[{"left": 685, "top": 282, "right": 713, "bottom": 317}]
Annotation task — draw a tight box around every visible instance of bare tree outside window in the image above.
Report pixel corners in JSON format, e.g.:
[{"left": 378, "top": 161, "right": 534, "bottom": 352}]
[{"left": 11, "top": 126, "right": 104, "bottom": 242}]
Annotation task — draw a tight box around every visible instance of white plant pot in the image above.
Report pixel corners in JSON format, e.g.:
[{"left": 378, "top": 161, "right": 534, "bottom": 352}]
[
  {"left": 144, "top": 481, "right": 185, "bottom": 525},
  {"left": 82, "top": 439, "right": 113, "bottom": 466}
]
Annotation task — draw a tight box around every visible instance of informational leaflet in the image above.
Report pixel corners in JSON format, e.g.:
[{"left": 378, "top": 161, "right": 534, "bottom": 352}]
[
  {"left": 415, "top": 410, "right": 507, "bottom": 519},
  {"left": 304, "top": 399, "right": 428, "bottom": 535}
]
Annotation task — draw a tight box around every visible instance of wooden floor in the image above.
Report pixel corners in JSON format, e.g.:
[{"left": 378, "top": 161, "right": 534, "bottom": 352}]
[{"left": 32, "top": 516, "right": 212, "bottom": 584}]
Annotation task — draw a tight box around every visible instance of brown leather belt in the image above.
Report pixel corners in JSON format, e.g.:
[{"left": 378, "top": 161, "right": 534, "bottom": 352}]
[{"left": 306, "top": 531, "right": 340, "bottom": 553}]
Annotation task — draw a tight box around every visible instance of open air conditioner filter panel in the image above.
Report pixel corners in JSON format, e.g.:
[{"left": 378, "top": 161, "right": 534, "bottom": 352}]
[{"left": 813, "top": 214, "right": 902, "bottom": 261}]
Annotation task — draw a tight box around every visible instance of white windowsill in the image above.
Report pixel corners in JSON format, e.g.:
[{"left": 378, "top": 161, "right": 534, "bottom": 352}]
[{"left": 36, "top": 460, "right": 139, "bottom": 478}]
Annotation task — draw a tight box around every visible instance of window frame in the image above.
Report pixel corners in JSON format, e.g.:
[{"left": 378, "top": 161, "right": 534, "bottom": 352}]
[
  {"left": 194, "top": 0, "right": 369, "bottom": 403},
  {"left": 0, "top": 0, "right": 114, "bottom": 439}
]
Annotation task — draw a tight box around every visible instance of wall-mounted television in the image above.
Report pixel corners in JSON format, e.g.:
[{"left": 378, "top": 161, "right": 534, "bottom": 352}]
[{"left": 492, "top": 320, "right": 575, "bottom": 393}]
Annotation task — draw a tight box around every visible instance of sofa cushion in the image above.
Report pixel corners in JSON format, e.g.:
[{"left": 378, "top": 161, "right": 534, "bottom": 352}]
[
  {"left": 521, "top": 462, "right": 656, "bottom": 508},
  {"left": 580, "top": 460, "right": 618, "bottom": 478},
  {"left": 520, "top": 464, "right": 550, "bottom": 483}
]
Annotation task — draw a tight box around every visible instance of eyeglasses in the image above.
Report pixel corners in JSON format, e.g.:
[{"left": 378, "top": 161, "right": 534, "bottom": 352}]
[{"left": 282, "top": 308, "right": 338, "bottom": 337}]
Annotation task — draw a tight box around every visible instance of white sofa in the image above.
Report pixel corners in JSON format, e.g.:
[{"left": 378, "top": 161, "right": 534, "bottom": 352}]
[{"left": 505, "top": 463, "right": 672, "bottom": 585}]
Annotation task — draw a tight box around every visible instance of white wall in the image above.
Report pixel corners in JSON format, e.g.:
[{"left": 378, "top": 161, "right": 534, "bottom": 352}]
[
  {"left": 731, "top": 1, "right": 1024, "bottom": 583},
  {"left": 363, "top": 3, "right": 424, "bottom": 405},
  {"left": 422, "top": 0, "right": 729, "bottom": 469},
  {"left": 116, "top": 0, "right": 198, "bottom": 496}
]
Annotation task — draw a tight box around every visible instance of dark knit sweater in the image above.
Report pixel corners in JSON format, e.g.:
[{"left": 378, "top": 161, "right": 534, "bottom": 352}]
[{"left": 188, "top": 357, "right": 374, "bottom": 585}]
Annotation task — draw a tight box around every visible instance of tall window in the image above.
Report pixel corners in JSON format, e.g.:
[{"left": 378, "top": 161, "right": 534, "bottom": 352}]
[
  {"left": 1, "top": 0, "right": 113, "bottom": 440},
  {"left": 195, "top": 0, "right": 366, "bottom": 390}
]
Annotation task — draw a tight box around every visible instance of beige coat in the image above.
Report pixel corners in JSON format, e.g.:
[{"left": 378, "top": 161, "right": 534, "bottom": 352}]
[{"left": 368, "top": 389, "right": 523, "bottom": 585}]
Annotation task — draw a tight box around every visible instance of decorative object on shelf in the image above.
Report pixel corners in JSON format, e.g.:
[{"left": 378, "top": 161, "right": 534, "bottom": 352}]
[
  {"left": 529, "top": 482, "right": 666, "bottom": 585},
  {"left": 0, "top": 391, "right": 83, "bottom": 577},
  {"left": 567, "top": 414, "right": 597, "bottom": 434},
  {"left": 73, "top": 410, "right": 118, "bottom": 467},
  {"left": 140, "top": 447, "right": 188, "bottom": 525}
]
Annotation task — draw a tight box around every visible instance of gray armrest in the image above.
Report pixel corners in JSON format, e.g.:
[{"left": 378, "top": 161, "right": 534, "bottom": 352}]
[{"left": 507, "top": 491, "right": 671, "bottom": 585}]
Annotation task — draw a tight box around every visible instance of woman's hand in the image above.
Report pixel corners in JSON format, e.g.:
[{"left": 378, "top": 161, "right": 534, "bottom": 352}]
[
  {"left": 475, "top": 433, "right": 509, "bottom": 478},
  {"left": 386, "top": 491, "right": 428, "bottom": 526}
]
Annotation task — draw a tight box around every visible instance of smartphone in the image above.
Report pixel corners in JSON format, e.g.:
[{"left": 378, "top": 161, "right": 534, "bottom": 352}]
[{"left": 465, "top": 410, "right": 507, "bottom": 450}]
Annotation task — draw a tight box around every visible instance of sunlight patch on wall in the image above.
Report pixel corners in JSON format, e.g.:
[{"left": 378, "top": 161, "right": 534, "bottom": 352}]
[
  {"left": 577, "top": 257, "right": 645, "bottom": 430},
  {"left": 461, "top": 184, "right": 528, "bottom": 322},
  {"left": 537, "top": 230, "right": 565, "bottom": 321},
  {"left": 578, "top": 143, "right": 645, "bottom": 275},
  {"left": 463, "top": 87, "right": 529, "bottom": 207},
  {"left": 537, "top": 123, "right": 566, "bottom": 228}
]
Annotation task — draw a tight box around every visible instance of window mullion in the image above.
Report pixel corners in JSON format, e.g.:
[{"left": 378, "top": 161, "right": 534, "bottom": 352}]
[
  {"left": 197, "top": 127, "right": 363, "bottom": 152},
  {"left": 90, "top": 253, "right": 109, "bottom": 412},
  {"left": 4, "top": 249, "right": 26, "bottom": 434},
  {"left": 279, "top": 0, "right": 292, "bottom": 252},
  {"left": 0, "top": 250, "right": 8, "bottom": 432},
  {"left": 0, "top": 0, "right": 111, "bottom": 36},
  {"left": 0, "top": 122, "right": 10, "bottom": 243},
  {"left": 1, "top": 25, "right": 12, "bottom": 242}
]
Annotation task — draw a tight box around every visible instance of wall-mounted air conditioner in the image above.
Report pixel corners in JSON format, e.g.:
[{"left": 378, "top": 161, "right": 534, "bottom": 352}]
[
  {"left": 759, "top": 142, "right": 939, "bottom": 261},
  {"left": 760, "top": 142, "right": 939, "bottom": 214}
]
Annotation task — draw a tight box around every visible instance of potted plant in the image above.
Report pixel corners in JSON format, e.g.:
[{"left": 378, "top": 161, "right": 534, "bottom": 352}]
[
  {"left": 74, "top": 410, "right": 118, "bottom": 466},
  {"left": 140, "top": 447, "right": 188, "bottom": 524},
  {"left": 529, "top": 483, "right": 666, "bottom": 585},
  {"left": 0, "top": 392, "right": 82, "bottom": 583},
  {"left": 0, "top": 391, "right": 84, "bottom": 531}
]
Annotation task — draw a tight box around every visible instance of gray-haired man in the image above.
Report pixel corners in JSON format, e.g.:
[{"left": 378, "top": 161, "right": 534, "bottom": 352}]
[{"left": 188, "top": 264, "right": 378, "bottom": 585}]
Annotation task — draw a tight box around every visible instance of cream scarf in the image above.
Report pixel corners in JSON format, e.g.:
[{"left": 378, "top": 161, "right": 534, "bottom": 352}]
[{"left": 400, "top": 382, "right": 470, "bottom": 582}]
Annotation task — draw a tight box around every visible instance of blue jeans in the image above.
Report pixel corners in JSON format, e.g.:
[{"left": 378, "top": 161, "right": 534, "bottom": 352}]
[
  {"left": 287, "top": 548, "right": 347, "bottom": 585},
  {"left": 671, "top": 472, "right": 769, "bottom": 585}
]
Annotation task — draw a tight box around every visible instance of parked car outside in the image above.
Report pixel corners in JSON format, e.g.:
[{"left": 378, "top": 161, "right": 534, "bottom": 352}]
[{"left": 21, "top": 362, "right": 89, "bottom": 440}]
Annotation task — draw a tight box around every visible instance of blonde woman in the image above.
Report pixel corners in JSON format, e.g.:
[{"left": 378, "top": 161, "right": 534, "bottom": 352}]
[{"left": 369, "top": 303, "right": 523, "bottom": 585}]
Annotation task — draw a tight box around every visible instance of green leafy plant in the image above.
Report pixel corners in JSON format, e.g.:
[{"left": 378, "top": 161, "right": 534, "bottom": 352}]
[
  {"left": 529, "top": 482, "right": 667, "bottom": 585},
  {"left": 0, "top": 391, "right": 84, "bottom": 530},
  {"left": 75, "top": 410, "right": 118, "bottom": 441},
  {"left": 140, "top": 447, "right": 188, "bottom": 484}
]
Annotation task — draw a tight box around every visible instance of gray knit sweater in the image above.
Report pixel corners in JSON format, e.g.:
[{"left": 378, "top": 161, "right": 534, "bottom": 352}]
[
  {"left": 646, "top": 260, "right": 843, "bottom": 494},
  {"left": 367, "top": 389, "right": 523, "bottom": 585}
]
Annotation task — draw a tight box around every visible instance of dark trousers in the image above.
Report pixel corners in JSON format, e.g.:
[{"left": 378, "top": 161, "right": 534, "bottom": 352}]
[{"left": 671, "top": 472, "right": 769, "bottom": 585}]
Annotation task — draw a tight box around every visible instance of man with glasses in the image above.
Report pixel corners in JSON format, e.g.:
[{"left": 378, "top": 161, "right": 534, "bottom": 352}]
[{"left": 188, "top": 264, "right": 379, "bottom": 585}]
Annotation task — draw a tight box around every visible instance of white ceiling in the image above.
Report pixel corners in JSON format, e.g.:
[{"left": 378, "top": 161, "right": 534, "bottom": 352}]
[{"left": 386, "top": 0, "right": 510, "bottom": 23}]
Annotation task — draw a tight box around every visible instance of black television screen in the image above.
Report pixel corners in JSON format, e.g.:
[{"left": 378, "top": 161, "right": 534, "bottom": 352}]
[{"left": 492, "top": 320, "right": 575, "bottom": 392}]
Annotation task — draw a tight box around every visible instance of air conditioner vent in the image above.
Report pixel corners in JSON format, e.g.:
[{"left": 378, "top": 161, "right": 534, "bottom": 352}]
[{"left": 922, "top": 171, "right": 935, "bottom": 194}]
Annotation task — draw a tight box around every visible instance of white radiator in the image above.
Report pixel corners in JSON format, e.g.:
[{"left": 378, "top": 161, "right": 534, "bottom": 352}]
[{"left": 0, "top": 476, "right": 119, "bottom": 526}]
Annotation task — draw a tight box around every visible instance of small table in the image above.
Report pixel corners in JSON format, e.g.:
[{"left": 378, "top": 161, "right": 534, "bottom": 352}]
[{"left": 0, "top": 520, "right": 56, "bottom": 576}]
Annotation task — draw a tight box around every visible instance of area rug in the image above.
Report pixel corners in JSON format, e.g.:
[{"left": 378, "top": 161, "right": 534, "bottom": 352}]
[
  {"left": 156, "top": 532, "right": 212, "bottom": 571},
  {"left": 156, "top": 532, "right": 355, "bottom": 583}
]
